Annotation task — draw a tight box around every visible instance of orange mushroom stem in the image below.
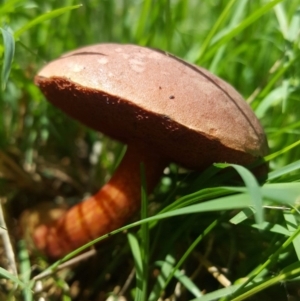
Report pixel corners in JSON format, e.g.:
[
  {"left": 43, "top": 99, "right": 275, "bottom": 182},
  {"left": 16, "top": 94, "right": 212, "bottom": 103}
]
[{"left": 34, "top": 144, "right": 166, "bottom": 258}]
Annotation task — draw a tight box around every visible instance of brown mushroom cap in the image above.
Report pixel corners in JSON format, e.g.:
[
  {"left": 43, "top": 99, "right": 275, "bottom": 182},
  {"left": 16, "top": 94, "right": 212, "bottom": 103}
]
[{"left": 35, "top": 43, "right": 268, "bottom": 170}]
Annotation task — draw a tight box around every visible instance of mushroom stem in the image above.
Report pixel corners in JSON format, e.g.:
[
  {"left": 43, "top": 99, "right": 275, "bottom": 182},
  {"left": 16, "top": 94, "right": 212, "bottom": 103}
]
[{"left": 33, "top": 145, "right": 167, "bottom": 258}]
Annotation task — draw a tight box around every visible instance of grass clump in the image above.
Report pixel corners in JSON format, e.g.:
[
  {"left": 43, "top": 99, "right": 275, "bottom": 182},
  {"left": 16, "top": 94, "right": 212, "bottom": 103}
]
[{"left": 1, "top": 0, "right": 300, "bottom": 300}]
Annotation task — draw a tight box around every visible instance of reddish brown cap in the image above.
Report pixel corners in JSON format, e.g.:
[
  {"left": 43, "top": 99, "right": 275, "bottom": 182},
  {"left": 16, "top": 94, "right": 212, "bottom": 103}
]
[{"left": 35, "top": 44, "right": 268, "bottom": 170}]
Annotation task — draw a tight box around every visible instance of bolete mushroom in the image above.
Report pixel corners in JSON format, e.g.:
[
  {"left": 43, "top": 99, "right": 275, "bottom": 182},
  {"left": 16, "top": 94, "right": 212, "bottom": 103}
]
[{"left": 34, "top": 43, "right": 268, "bottom": 258}]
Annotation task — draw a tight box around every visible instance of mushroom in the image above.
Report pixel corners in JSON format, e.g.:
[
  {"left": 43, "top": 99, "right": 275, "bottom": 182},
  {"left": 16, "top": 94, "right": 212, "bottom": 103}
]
[{"left": 34, "top": 43, "right": 268, "bottom": 258}]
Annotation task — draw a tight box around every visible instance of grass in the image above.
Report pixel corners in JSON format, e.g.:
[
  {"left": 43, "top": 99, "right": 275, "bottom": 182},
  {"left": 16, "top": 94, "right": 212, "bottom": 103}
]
[{"left": 0, "top": 0, "right": 300, "bottom": 300}]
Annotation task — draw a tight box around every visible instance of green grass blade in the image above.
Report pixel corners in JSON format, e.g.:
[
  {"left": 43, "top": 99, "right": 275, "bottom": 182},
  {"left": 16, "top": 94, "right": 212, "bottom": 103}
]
[
  {"left": 283, "top": 210, "right": 300, "bottom": 260},
  {"left": 195, "top": 0, "right": 237, "bottom": 62},
  {"left": 226, "top": 183, "right": 300, "bottom": 206},
  {"left": 149, "top": 220, "right": 218, "bottom": 300},
  {"left": 255, "top": 81, "right": 294, "bottom": 119},
  {"left": 155, "top": 193, "right": 251, "bottom": 218},
  {"left": 268, "top": 120, "right": 300, "bottom": 138},
  {"left": 155, "top": 259, "right": 203, "bottom": 298},
  {"left": 14, "top": 4, "right": 82, "bottom": 39},
  {"left": 230, "top": 208, "right": 292, "bottom": 236},
  {"left": 231, "top": 261, "right": 300, "bottom": 301},
  {"left": 18, "top": 240, "right": 33, "bottom": 301},
  {"left": 225, "top": 224, "right": 300, "bottom": 300},
  {"left": 0, "top": 26, "right": 15, "bottom": 90},
  {"left": 174, "top": 270, "right": 203, "bottom": 298},
  {"left": 287, "top": 7, "right": 300, "bottom": 41},
  {"left": 251, "top": 221, "right": 290, "bottom": 236},
  {"left": 190, "top": 285, "right": 241, "bottom": 301},
  {"left": 209, "top": 0, "right": 248, "bottom": 73},
  {"left": 155, "top": 187, "right": 234, "bottom": 219},
  {"left": 261, "top": 183, "right": 300, "bottom": 205},
  {"left": 264, "top": 140, "right": 300, "bottom": 162},
  {"left": 215, "top": 163, "right": 263, "bottom": 225},
  {"left": 255, "top": 58, "right": 296, "bottom": 117},
  {"left": 201, "top": 0, "right": 284, "bottom": 63},
  {"left": 0, "top": 0, "right": 25, "bottom": 15},
  {"left": 140, "top": 163, "right": 149, "bottom": 300},
  {"left": 268, "top": 159, "right": 300, "bottom": 181},
  {"left": 229, "top": 207, "right": 256, "bottom": 225},
  {"left": 193, "top": 261, "right": 300, "bottom": 301},
  {"left": 0, "top": 267, "right": 24, "bottom": 287},
  {"left": 135, "top": 0, "right": 152, "bottom": 44},
  {"left": 127, "top": 232, "right": 144, "bottom": 301},
  {"left": 148, "top": 255, "right": 175, "bottom": 301},
  {"left": 274, "top": 3, "right": 289, "bottom": 39}
]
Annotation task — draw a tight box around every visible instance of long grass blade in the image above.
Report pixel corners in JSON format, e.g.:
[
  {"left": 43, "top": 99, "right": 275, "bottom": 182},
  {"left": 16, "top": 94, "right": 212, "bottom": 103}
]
[
  {"left": 283, "top": 210, "right": 300, "bottom": 260},
  {"left": 0, "top": 26, "right": 15, "bottom": 90},
  {"left": 201, "top": 0, "right": 284, "bottom": 63},
  {"left": 14, "top": 4, "right": 82, "bottom": 39},
  {"left": 268, "top": 159, "right": 300, "bottom": 181},
  {"left": 18, "top": 240, "right": 33, "bottom": 301},
  {"left": 195, "top": 0, "right": 237, "bottom": 62},
  {"left": 140, "top": 163, "right": 149, "bottom": 300},
  {"left": 155, "top": 259, "right": 203, "bottom": 298},
  {"left": 215, "top": 163, "right": 263, "bottom": 225},
  {"left": 148, "top": 255, "right": 175, "bottom": 301},
  {"left": 127, "top": 232, "right": 144, "bottom": 301},
  {"left": 0, "top": 267, "right": 24, "bottom": 287}
]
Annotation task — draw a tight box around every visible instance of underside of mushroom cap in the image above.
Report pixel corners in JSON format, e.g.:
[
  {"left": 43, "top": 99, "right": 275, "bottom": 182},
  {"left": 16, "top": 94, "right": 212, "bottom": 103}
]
[{"left": 35, "top": 44, "right": 268, "bottom": 170}]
